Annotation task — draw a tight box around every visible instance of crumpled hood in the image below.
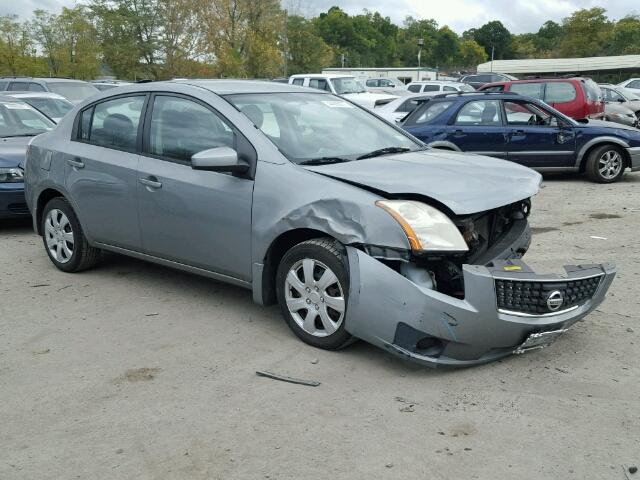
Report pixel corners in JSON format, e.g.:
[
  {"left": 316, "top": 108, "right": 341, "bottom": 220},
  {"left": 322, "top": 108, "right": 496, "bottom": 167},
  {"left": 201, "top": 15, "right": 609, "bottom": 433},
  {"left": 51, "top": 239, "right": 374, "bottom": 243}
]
[
  {"left": 304, "top": 150, "right": 541, "bottom": 215},
  {"left": 0, "top": 136, "right": 30, "bottom": 169},
  {"left": 342, "top": 91, "right": 398, "bottom": 106}
]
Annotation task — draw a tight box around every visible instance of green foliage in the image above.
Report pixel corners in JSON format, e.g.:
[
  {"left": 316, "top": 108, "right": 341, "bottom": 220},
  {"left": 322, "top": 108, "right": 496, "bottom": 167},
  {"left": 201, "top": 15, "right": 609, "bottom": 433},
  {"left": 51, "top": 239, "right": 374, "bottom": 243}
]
[
  {"left": 1, "top": 4, "right": 640, "bottom": 80},
  {"left": 464, "top": 20, "right": 512, "bottom": 60},
  {"left": 559, "top": 7, "right": 611, "bottom": 57}
]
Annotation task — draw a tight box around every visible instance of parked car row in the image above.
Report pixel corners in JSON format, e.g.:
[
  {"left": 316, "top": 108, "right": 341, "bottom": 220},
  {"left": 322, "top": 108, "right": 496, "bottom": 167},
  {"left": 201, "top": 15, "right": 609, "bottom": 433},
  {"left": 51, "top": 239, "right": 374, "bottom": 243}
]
[{"left": 19, "top": 80, "right": 615, "bottom": 367}]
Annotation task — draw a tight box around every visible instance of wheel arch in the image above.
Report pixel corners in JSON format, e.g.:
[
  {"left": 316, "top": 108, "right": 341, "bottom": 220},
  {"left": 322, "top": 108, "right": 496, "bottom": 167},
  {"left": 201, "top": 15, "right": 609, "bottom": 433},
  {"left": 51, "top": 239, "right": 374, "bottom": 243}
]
[
  {"left": 258, "top": 228, "right": 340, "bottom": 306},
  {"left": 35, "top": 188, "right": 65, "bottom": 235},
  {"left": 577, "top": 137, "right": 631, "bottom": 171},
  {"left": 427, "top": 141, "right": 461, "bottom": 151}
]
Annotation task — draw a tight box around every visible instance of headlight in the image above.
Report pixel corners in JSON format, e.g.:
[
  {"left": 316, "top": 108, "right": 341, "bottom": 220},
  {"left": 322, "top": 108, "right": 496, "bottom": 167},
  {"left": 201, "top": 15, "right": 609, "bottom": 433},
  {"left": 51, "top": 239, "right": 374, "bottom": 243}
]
[
  {"left": 376, "top": 200, "right": 468, "bottom": 252},
  {"left": 0, "top": 167, "right": 24, "bottom": 183}
]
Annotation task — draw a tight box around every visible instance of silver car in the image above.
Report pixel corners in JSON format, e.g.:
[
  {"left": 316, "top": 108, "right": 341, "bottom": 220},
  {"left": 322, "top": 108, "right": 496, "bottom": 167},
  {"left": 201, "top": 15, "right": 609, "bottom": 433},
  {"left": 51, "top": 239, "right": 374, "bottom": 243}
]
[{"left": 24, "top": 81, "right": 615, "bottom": 367}]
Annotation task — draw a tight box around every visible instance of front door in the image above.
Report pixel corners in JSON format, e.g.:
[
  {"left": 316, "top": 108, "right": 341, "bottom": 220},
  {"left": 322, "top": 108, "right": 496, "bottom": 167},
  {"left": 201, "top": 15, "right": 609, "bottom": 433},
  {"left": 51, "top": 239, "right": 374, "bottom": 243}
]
[
  {"left": 64, "top": 94, "right": 146, "bottom": 249},
  {"left": 503, "top": 100, "right": 576, "bottom": 168},
  {"left": 137, "top": 94, "right": 254, "bottom": 281},
  {"left": 446, "top": 99, "right": 508, "bottom": 159}
]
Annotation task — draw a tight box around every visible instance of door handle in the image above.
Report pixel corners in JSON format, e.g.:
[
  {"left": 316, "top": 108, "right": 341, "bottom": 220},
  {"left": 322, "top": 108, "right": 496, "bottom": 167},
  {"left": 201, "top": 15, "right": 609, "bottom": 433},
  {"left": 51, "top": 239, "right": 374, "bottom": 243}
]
[
  {"left": 453, "top": 129, "right": 465, "bottom": 137},
  {"left": 511, "top": 129, "right": 525, "bottom": 137},
  {"left": 67, "top": 157, "right": 84, "bottom": 169},
  {"left": 139, "top": 177, "right": 162, "bottom": 189}
]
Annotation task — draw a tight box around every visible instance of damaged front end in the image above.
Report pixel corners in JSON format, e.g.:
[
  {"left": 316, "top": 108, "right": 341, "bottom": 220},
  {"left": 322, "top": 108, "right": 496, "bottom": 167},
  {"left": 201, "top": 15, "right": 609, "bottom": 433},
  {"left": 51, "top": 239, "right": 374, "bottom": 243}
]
[{"left": 345, "top": 201, "right": 616, "bottom": 367}]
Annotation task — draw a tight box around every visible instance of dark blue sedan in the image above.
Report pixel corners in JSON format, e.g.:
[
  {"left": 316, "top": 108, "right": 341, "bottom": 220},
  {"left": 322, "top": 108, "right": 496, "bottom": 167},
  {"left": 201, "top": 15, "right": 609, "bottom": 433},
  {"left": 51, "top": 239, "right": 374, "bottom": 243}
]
[
  {"left": 402, "top": 92, "right": 640, "bottom": 183},
  {"left": 0, "top": 97, "right": 55, "bottom": 218}
]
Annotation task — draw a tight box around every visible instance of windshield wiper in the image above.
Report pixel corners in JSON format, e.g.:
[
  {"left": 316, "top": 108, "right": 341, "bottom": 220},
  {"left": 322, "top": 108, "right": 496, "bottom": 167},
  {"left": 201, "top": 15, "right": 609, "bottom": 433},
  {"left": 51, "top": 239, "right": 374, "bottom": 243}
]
[
  {"left": 356, "top": 147, "right": 411, "bottom": 160},
  {"left": 299, "top": 157, "right": 352, "bottom": 166}
]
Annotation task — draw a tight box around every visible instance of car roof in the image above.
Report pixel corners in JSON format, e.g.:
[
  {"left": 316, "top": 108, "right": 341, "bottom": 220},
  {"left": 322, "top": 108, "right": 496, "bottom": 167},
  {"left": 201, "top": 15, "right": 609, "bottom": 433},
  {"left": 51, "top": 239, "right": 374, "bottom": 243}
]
[
  {"left": 3, "top": 91, "right": 68, "bottom": 100},
  {"left": 429, "top": 92, "right": 523, "bottom": 101},
  {"left": 408, "top": 80, "right": 466, "bottom": 85},
  {"left": 175, "top": 79, "right": 320, "bottom": 94},
  {"left": 289, "top": 74, "right": 355, "bottom": 80},
  {"left": 0, "top": 77, "right": 91, "bottom": 83}
]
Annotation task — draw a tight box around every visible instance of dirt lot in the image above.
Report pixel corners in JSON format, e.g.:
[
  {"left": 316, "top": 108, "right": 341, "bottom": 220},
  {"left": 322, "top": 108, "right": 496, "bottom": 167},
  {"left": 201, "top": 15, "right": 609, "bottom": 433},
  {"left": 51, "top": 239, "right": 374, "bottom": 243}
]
[{"left": 1, "top": 175, "right": 639, "bottom": 480}]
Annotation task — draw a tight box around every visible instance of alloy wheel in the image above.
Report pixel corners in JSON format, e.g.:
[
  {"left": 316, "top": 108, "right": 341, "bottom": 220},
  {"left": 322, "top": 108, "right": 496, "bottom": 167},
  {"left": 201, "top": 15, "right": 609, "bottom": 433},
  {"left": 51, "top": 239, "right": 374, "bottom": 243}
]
[
  {"left": 598, "top": 150, "right": 623, "bottom": 180},
  {"left": 44, "top": 209, "right": 74, "bottom": 264},
  {"left": 284, "top": 258, "right": 345, "bottom": 337}
]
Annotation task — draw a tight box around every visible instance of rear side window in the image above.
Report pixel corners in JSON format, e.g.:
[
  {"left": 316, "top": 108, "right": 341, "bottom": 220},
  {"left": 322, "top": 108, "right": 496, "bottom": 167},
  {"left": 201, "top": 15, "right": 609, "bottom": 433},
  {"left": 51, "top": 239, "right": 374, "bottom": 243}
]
[
  {"left": 309, "top": 79, "right": 330, "bottom": 91},
  {"left": 407, "top": 84, "right": 422, "bottom": 93},
  {"left": 443, "top": 86, "right": 457, "bottom": 92},
  {"left": 628, "top": 80, "right": 640, "bottom": 89},
  {"left": 483, "top": 85, "right": 504, "bottom": 92},
  {"left": 86, "top": 95, "right": 145, "bottom": 152},
  {"left": 79, "top": 107, "right": 93, "bottom": 140},
  {"left": 0, "top": 81, "right": 8, "bottom": 90},
  {"left": 510, "top": 82, "right": 544, "bottom": 99},
  {"left": 544, "top": 82, "right": 576, "bottom": 103},
  {"left": 292, "top": 78, "right": 304, "bottom": 86},
  {"left": 366, "top": 79, "right": 377, "bottom": 87},
  {"left": 582, "top": 80, "right": 601, "bottom": 102},
  {"left": 28, "top": 83, "right": 45, "bottom": 92},
  {"left": 407, "top": 101, "right": 455, "bottom": 125},
  {"left": 8, "top": 82, "right": 29, "bottom": 91},
  {"left": 422, "top": 84, "right": 440, "bottom": 92},
  {"left": 455, "top": 100, "right": 502, "bottom": 126}
]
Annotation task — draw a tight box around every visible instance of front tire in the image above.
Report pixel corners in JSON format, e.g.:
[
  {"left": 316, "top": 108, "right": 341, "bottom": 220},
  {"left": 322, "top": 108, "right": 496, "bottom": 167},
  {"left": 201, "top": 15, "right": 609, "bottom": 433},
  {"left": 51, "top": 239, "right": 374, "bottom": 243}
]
[
  {"left": 276, "top": 238, "right": 354, "bottom": 350},
  {"left": 586, "top": 145, "right": 625, "bottom": 183},
  {"left": 42, "top": 197, "right": 100, "bottom": 272}
]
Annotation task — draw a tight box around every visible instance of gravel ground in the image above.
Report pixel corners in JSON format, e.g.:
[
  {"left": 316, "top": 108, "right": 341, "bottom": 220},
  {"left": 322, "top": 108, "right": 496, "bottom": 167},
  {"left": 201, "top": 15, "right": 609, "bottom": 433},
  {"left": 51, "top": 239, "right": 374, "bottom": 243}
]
[{"left": 1, "top": 174, "right": 639, "bottom": 480}]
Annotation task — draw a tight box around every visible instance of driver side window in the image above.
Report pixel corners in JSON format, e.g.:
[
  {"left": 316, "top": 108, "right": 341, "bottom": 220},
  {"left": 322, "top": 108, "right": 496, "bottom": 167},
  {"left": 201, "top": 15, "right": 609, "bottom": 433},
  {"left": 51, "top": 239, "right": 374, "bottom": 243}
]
[
  {"left": 148, "top": 95, "right": 235, "bottom": 163},
  {"left": 504, "top": 101, "right": 558, "bottom": 127}
]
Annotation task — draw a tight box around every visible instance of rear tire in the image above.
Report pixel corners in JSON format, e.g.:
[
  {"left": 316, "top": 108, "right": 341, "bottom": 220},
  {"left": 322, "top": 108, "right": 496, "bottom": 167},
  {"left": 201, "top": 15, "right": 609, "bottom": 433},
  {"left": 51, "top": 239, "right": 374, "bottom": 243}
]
[
  {"left": 585, "top": 144, "right": 625, "bottom": 183},
  {"left": 42, "top": 197, "right": 100, "bottom": 272},
  {"left": 276, "top": 238, "right": 354, "bottom": 350}
]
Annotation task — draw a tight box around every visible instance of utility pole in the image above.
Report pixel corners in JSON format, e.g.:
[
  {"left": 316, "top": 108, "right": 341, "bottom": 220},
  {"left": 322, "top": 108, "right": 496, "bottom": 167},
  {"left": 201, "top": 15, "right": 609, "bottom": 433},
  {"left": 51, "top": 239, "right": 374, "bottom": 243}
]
[
  {"left": 341, "top": 53, "right": 346, "bottom": 68},
  {"left": 417, "top": 38, "right": 424, "bottom": 70},
  {"left": 490, "top": 44, "right": 495, "bottom": 72},
  {"left": 283, "top": 9, "right": 288, "bottom": 78}
]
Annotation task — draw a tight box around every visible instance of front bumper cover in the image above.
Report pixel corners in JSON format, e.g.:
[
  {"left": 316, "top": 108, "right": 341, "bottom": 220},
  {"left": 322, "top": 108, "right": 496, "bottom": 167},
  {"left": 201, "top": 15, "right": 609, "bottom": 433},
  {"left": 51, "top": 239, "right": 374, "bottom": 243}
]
[
  {"left": 344, "top": 247, "right": 615, "bottom": 367},
  {"left": 627, "top": 146, "right": 640, "bottom": 172}
]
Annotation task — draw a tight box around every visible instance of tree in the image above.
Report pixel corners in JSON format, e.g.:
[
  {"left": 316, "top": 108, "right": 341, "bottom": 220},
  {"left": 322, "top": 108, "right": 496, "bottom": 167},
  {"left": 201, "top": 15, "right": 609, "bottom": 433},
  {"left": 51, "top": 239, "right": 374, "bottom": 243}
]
[
  {"left": 456, "top": 39, "right": 487, "bottom": 67},
  {"left": 0, "top": 15, "right": 41, "bottom": 76},
  {"left": 464, "top": 20, "right": 512, "bottom": 60},
  {"left": 286, "top": 15, "right": 333, "bottom": 74},
  {"left": 534, "top": 20, "right": 563, "bottom": 55},
  {"left": 559, "top": 7, "right": 611, "bottom": 57},
  {"left": 432, "top": 26, "right": 459, "bottom": 68},
  {"left": 609, "top": 15, "right": 640, "bottom": 55},
  {"left": 396, "top": 16, "right": 438, "bottom": 67}
]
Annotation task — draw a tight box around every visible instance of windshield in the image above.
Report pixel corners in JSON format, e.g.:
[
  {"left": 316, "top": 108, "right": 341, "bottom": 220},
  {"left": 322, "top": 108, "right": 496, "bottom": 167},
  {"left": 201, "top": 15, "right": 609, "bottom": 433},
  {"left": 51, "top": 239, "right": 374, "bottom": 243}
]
[
  {"left": 24, "top": 98, "right": 73, "bottom": 119},
  {"left": 621, "top": 89, "right": 640, "bottom": 101},
  {"left": 47, "top": 82, "right": 100, "bottom": 103},
  {"left": 226, "top": 92, "right": 421, "bottom": 163},
  {"left": 0, "top": 101, "right": 56, "bottom": 137},
  {"left": 331, "top": 77, "right": 366, "bottom": 95}
]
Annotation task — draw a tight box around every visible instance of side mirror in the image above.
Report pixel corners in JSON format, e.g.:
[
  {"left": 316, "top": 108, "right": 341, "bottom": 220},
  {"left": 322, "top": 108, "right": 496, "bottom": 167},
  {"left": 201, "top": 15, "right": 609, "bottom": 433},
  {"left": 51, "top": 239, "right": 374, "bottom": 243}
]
[
  {"left": 617, "top": 98, "right": 625, "bottom": 103},
  {"left": 191, "top": 147, "right": 249, "bottom": 174}
]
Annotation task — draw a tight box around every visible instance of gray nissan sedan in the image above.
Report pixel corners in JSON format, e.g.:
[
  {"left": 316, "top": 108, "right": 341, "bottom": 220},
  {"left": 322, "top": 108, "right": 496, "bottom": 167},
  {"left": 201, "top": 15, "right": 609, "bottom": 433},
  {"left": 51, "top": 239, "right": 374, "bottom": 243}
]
[{"left": 24, "top": 80, "right": 615, "bottom": 367}]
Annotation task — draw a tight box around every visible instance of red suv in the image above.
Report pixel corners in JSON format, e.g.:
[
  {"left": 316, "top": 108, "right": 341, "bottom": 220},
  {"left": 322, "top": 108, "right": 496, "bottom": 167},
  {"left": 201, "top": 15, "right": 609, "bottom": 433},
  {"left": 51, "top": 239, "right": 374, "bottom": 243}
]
[{"left": 478, "top": 77, "right": 604, "bottom": 120}]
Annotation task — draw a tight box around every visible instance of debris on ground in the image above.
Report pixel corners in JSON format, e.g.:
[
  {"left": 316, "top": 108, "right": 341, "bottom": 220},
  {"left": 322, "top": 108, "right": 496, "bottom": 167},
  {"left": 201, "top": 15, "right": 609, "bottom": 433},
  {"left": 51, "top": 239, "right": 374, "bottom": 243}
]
[
  {"left": 145, "top": 312, "right": 159, "bottom": 317},
  {"left": 32, "top": 348, "right": 50, "bottom": 355},
  {"left": 310, "top": 358, "right": 319, "bottom": 364},
  {"left": 589, "top": 236, "right": 608, "bottom": 240},
  {"left": 255, "top": 370, "right": 320, "bottom": 387}
]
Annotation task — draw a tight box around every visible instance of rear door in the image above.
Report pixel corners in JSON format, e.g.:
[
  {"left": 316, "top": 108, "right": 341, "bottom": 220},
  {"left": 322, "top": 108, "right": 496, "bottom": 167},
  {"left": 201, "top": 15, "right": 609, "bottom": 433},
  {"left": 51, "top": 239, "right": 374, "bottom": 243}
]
[
  {"left": 503, "top": 99, "right": 575, "bottom": 168},
  {"left": 137, "top": 93, "right": 254, "bottom": 280},
  {"left": 65, "top": 94, "right": 146, "bottom": 249},
  {"left": 543, "top": 81, "right": 580, "bottom": 119},
  {"left": 445, "top": 99, "right": 508, "bottom": 158}
]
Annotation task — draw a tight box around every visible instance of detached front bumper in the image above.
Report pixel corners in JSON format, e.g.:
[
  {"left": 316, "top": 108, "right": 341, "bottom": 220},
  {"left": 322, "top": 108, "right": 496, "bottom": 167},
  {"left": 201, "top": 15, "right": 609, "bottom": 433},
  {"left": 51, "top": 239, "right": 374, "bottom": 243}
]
[{"left": 344, "top": 247, "right": 615, "bottom": 367}]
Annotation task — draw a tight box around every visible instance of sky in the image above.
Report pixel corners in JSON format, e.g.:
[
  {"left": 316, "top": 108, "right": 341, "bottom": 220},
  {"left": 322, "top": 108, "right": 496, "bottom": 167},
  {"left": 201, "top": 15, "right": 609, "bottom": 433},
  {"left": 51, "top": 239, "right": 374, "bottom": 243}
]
[{"left": 2, "top": 0, "right": 638, "bottom": 34}]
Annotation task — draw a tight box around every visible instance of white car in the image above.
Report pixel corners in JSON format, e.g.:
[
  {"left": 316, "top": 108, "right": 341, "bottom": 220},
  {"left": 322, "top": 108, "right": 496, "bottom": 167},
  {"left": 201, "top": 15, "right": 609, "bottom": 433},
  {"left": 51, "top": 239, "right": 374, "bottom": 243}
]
[
  {"left": 2, "top": 91, "right": 74, "bottom": 123},
  {"left": 373, "top": 92, "right": 443, "bottom": 123},
  {"left": 406, "top": 81, "right": 475, "bottom": 94},
  {"left": 289, "top": 74, "right": 397, "bottom": 109},
  {"left": 618, "top": 78, "right": 640, "bottom": 93}
]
